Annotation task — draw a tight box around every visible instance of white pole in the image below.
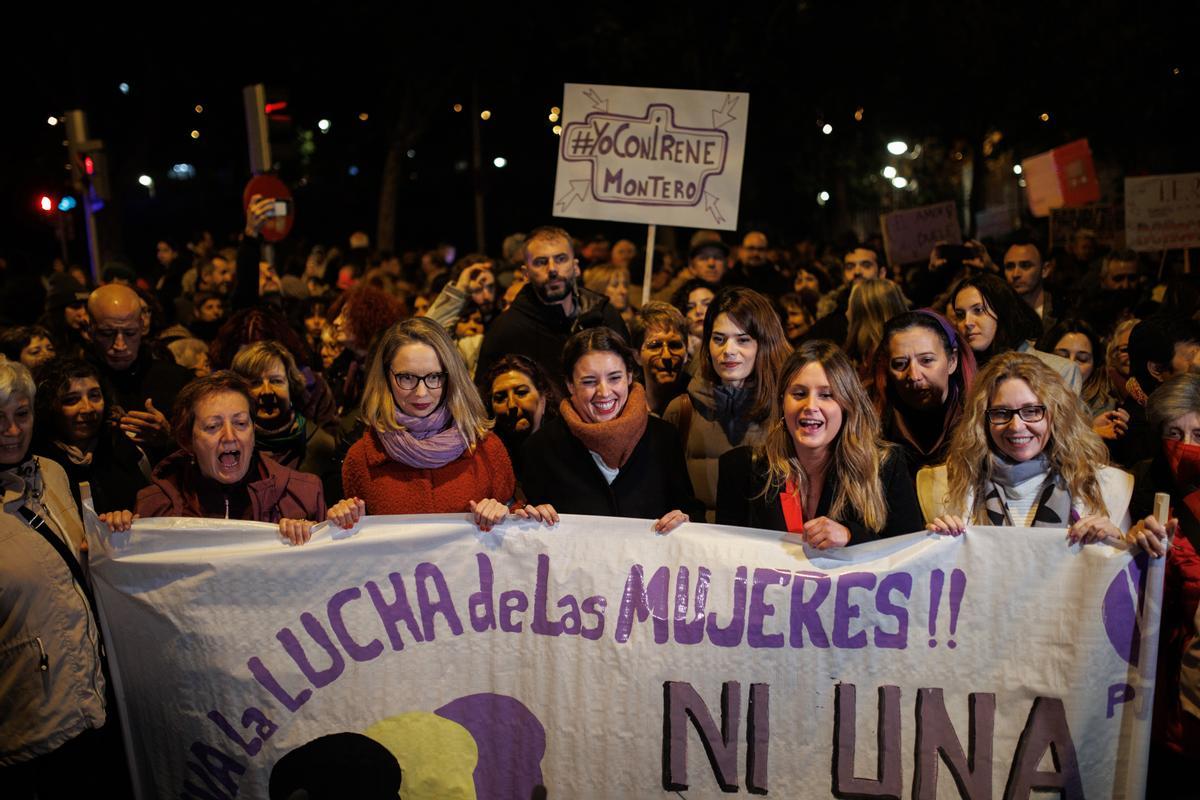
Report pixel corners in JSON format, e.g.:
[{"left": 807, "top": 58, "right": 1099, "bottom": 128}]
[{"left": 641, "top": 223, "right": 657, "bottom": 306}]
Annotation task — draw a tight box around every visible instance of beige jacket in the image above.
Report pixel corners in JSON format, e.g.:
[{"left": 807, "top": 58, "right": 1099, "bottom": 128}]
[
  {"left": 916, "top": 462, "right": 1134, "bottom": 529},
  {"left": 0, "top": 457, "right": 106, "bottom": 765}
]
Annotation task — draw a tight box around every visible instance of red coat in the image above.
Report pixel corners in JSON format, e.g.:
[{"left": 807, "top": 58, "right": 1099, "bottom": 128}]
[
  {"left": 136, "top": 450, "right": 326, "bottom": 522},
  {"left": 342, "top": 427, "right": 515, "bottom": 515}
]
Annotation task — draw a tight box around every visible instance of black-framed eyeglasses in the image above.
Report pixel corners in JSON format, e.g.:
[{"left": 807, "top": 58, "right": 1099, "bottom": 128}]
[
  {"left": 986, "top": 404, "right": 1046, "bottom": 425},
  {"left": 392, "top": 371, "right": 447, "bottom": 390}
]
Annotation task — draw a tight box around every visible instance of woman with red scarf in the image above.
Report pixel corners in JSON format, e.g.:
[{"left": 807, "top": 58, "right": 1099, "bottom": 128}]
[
  {"left": 1125, "top": 373, "right": 1200, "bottom": 796},
  {"left": 517, "top": 328, "right": 702, "bottom": 532}
]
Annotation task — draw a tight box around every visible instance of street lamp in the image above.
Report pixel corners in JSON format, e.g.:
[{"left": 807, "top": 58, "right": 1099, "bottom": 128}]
[{"left": 887, "top": 140, "right": 908, "bottom": 156}]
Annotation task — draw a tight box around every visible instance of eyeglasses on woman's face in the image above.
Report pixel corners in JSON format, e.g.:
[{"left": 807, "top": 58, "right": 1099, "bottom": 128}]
[
  {"left": 392, "top": 371, "right": 447, "bottom": 391},
  {"left": 985, "top": 404, "right": 1046, "bottom": 426}
]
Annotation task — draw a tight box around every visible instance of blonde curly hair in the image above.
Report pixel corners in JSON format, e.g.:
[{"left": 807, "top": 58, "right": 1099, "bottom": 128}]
[{"left": 945, "top": 351, "right": 1109, "bottom": 521}]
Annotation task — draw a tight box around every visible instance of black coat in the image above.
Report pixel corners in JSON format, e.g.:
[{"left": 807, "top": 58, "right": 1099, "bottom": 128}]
[
  {"left": 715, "top": 445, "right": 924, "bottom": 542},
  {"left": 35, "top": 423, "right": 150, "bottom": 514},
  {"left": 518, "top": 414, "right": 704, "bottom": 521},
  {"left": 90, "top": 349, "right": 194, "bottom": 420},
  {"left": 476, "top": 283, "right": 629, "bottom": 388}
]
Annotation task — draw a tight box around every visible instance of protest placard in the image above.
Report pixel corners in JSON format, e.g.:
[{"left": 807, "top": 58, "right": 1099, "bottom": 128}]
[
  {"left": 1022, "top": 139, "right": 1100, "bottom": 218},
  {"left": 1125, "top": 172, "right": 1200, "bottom": 251},
  {"left": 880, "top": 201, "right": 962, "bottom": 266},
  {"left": 552, "top": 84, "right": 749, "bottom": 231},
  {"left": 1050, "top": 204, "right": 1125, "bottom": 251},
  {"left": 974, "top": 204, "right": 1018, "bottom": 241},
  {"left": 89, "top": 514, "right": 1161, "bottom": 799}
]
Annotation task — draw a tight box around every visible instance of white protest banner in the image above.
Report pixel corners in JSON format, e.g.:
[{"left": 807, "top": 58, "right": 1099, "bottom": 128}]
[
  {"left": 552, "top": 84, "right": 749, "bottom": 231},
  {"left": 1125, "top": 172, "right": 1200, "bottom": 252},
  {"left": 880, "top": 201, "right": 962, "bottom": 266},
  {"left": 88, "top": 515, "right": 1162, "bottom": 800}
]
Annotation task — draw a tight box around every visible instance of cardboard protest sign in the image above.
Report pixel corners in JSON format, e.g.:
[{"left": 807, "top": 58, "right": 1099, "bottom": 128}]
[
  {"left": 89, "top": 514, "right": 1161, "bottom": 799},
  {"left": 880, "top": 201, "right": 962, "bottom": 266},
  {"left": 1125, "top": 172, "right": 1200, "bottom": 251},
  {"left": 1050, "top": 204, "right": 1125, "bottom": 252},
  {"left": 553, "top": 84, "right": 749, "bottom": 230},
  {"left": 1022, "top": 139, "right": 1100, "bottom": 217},
  {"left": 974, "top": 205, "right": 1019, "bottom": 241}
]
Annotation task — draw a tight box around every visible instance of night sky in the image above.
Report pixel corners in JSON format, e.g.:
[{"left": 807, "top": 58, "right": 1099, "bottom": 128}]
[{"left": 3, "top": 1, "right": 1196, "bottom": 272}]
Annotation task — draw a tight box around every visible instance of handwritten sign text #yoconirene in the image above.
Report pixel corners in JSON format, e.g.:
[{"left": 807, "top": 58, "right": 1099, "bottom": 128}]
[
  {"left": 553, "top": 84, "right": 749, "bottom": 229},
  {"left": 561, "top": 104, "right": 727, "bottom": 206}
]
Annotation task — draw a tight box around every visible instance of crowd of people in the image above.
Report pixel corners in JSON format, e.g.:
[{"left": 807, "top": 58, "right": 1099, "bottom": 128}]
[{"left": 2, "top": 196, "right": 1198, "bottom": 797}]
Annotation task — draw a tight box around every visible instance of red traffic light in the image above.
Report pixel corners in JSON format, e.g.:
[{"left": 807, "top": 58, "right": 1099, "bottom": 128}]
[
  {"left": 38, "top": 194, "right": 54, "bottom": 213},
  {"left": 84, "top": 155, "right": 95, "bottom": 175}
]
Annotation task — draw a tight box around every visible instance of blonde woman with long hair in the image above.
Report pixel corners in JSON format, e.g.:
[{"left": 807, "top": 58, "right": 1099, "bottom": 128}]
[
  {"left": 844, "top": 278, "right": 908, "bottom": 370},
  {"left": 918, "top": 352, "right": 1133, "bottom": 540},
  {"left": 716, "top": 341, "right": 923, "bottom": 546},
  {"left": 330, "top": 318, "right": 554, "bottom": 531}
]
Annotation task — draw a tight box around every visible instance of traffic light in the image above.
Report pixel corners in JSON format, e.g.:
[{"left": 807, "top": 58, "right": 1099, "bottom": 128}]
[{"left": 63, "top": 110, "right": 110, "bottom": 201}]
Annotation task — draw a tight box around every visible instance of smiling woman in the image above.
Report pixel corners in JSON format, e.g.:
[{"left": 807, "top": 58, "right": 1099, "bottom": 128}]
[
  {"left": 518, "top": 327, "right": 703, "bottom": 532},
  {"left": 716, "top": 341, "right": 923, "bottom": 545},
  {"left": 33, "top": 358, "right": 150, "bottom": 513},
  {"left": 918, "top": 352, "right": 1133, "bottom": 542}
]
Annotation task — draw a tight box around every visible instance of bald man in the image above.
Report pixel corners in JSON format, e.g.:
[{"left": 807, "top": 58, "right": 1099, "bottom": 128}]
[
  {"left": 88, "top": 284, "right": 193, "bottom": 449},
  {"left": 727, "top": 230, "right": 789, "bottom": 299}
]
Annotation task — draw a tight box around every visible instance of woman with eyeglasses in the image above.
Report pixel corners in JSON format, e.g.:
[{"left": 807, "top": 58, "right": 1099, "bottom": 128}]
[
  {"left": 918, "top": 352, "right": 1133, "bottom": 541},
  {"left": 331, "top": 318, "right": 547, "bottom": 532}
]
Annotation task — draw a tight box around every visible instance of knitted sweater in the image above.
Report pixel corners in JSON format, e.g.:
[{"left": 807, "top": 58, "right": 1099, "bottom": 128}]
[{"left": 342, "top": 427, "right": 515, "bottom": 514}]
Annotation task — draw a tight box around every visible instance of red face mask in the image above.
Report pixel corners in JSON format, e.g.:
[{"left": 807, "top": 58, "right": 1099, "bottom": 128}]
[{"left": 1164, "top": 438, "right": 1200, "bottom": 491}]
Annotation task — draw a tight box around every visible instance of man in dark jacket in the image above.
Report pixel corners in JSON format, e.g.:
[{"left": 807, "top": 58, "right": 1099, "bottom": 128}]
[
  {"left": 476, "top": 226, "right": 629, "bottom": 386},
  {"left": 86, "top": 284, "right": 194, "bottom": 454}
]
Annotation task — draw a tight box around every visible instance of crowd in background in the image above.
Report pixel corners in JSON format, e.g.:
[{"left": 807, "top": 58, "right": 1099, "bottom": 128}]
[{"left": 2, "top": 195, "right": 1199, "bottom": 798}]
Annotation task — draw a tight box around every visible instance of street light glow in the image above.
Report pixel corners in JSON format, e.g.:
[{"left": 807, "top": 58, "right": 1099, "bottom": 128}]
[
  {"left": 891, "top": 176, "right": 909, "bottom": 189},
  {"left": 887, "top": 140, "right": 908, "bottom": 155},
  {"left": 47, "top": 115, "right": 58, "bottom": 126},
  {"left": 452, "top": 103, "right": 463, "bottom": 113},
  {"left": 138, "top": 175, "right": 153, "bottom": 187},
  {"left": 118, "top": 82, "right": 130, "bottom": 95},
  {"left": 1013, "top": 164, "right": 1023, "bottom": 175},
  {"left": 822, "top": 123, "right": 833, "bottom": 135},
  {"left": 882, "top": 166, "right": 898, "bottom": 179},
  {"left": 190, "top": 130, "right": 200, "bottom": 139},
  {"left": 480, "top": 110, "right": 492, "bottom": 120},
  {"left": 817, "top": 190, "right": 830, "bottom": 205},
  {"left": 552, "top": 125, "right": 562, "bottom": 136},
  {"left": 493, "top": 157, "right": 508, "bottom": 168},
  {"left": 318, "top": 119, "right": 331, "bottom": 132},
  {"left": 194, "top": 104, "right": 204, "bottom": 113}
]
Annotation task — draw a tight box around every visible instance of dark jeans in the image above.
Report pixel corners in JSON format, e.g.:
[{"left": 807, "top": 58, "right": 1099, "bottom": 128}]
[{"left": 2, "top": 719, "right": 132, "bottom": 800}]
